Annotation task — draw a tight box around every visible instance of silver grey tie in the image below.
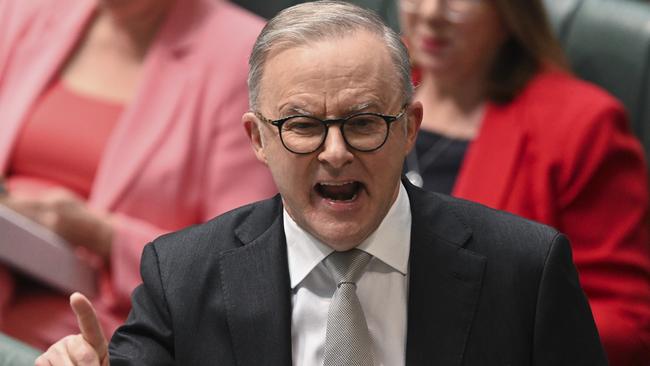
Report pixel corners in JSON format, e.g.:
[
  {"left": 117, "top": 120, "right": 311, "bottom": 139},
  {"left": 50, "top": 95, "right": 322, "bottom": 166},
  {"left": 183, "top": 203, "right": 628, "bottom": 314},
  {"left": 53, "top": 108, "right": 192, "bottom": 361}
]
[{"left": 323, "top": 249, "right": 374, "bottom": 366}]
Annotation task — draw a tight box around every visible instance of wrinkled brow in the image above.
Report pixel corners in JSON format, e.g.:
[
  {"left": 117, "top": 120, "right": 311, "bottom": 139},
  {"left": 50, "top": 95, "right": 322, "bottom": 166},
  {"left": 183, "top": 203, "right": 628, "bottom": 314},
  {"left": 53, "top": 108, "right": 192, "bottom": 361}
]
[{"left": 281, "top": 101, "right": 383, "bottom": 118}]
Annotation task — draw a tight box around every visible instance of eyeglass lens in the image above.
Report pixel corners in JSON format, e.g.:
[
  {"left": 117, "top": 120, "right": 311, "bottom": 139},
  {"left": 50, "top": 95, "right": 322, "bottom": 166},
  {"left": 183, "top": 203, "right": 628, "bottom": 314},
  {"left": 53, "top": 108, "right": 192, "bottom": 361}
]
[{"left": 280, "top": 114, "right": 389, "bottom": 153}]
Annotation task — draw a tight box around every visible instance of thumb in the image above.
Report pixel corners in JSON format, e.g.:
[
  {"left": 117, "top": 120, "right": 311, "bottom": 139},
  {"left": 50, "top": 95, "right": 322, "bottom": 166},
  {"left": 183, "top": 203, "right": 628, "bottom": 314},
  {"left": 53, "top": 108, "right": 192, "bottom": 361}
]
[{"left": 70, "top": 292, "right": 108, "bottom": 361}]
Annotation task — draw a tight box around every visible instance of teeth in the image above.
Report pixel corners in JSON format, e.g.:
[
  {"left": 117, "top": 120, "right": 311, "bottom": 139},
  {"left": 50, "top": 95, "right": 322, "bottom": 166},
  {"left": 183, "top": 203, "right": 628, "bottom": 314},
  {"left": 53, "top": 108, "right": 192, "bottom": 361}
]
[{"left": 319, "top": 181, "right": 355, "bottom": 186}]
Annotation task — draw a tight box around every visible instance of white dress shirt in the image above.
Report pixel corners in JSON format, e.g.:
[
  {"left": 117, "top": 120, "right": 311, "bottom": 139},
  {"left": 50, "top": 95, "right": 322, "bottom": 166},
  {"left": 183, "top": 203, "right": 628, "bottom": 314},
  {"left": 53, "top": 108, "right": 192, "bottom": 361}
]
[{"left": 285, "top": 183, "right": 411, "bottom": 366}]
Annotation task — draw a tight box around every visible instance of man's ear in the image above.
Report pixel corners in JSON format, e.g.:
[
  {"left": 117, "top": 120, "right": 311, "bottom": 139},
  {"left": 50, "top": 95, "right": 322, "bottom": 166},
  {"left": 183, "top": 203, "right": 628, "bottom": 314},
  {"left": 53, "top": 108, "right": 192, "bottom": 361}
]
[
  {"left": 243, "top": 112, "right": 268, "bottom": 164},
  {"left": 404, "top": 101, "right": 423, "bottom": 155}
]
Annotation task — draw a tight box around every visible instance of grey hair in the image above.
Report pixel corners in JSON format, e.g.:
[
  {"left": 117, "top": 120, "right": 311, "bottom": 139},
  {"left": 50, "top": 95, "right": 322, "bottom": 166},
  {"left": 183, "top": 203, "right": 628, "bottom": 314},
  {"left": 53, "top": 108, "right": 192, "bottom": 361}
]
[{"left": 247, "top": 0, "right": 413, "bottom": 110}]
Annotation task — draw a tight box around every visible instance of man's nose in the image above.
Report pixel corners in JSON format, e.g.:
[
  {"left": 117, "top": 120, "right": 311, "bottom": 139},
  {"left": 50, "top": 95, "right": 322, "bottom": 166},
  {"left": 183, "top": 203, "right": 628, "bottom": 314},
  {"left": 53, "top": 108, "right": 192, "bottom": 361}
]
[{"left": 317, "top": 126, "right": 354, "bottom": 169}]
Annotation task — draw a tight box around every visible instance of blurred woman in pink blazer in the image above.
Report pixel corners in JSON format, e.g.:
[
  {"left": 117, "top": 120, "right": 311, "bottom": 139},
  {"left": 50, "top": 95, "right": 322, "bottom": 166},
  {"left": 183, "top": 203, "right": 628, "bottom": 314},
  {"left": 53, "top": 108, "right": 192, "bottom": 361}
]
[{"left": 0, "top": 0, "right": 276, "bottom": 349}]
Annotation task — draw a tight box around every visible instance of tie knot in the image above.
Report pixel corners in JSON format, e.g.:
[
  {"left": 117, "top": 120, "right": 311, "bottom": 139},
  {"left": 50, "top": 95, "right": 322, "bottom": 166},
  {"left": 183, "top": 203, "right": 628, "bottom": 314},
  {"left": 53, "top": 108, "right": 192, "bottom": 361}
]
[{"left": 325, "top": 249, "right": 372, "bottom": 285}]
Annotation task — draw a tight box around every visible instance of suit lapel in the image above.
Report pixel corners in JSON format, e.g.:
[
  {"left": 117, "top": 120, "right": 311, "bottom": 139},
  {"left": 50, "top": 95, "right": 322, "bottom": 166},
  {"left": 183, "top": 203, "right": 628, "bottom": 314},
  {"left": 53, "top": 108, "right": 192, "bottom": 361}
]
[
  {"left": 218, "top": 196, "right": 293, "bottom": 366},
  {"left": 404, "top": 183, "right": 486, "bottom": 365},
  {"left": 453, "top": 102, "right": 527, "bottom": 209}
]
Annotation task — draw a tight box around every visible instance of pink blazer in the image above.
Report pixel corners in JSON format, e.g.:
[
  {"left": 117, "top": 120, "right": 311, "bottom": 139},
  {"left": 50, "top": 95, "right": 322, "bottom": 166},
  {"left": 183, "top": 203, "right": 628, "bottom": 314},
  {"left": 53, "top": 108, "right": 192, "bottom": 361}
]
[{"left": 0, "top": 0, "right": 276, "bottom": 346}]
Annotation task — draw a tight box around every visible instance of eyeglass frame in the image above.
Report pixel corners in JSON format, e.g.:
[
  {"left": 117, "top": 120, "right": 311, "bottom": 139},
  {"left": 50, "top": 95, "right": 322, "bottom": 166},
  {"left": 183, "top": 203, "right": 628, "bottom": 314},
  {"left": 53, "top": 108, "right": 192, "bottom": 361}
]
[{"left": 254, "top": 104, "right": 409, "bottom": 154}]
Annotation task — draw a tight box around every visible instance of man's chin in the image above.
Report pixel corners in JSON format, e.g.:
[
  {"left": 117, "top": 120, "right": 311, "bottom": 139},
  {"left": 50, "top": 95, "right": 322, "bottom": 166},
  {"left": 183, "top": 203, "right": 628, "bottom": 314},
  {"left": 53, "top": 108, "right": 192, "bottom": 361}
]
[
  {"left": 323, "top": 240, "right": 362, "bottom": 252},
  {"left": 313, "top": 224, "right": 370, "bottom": 251}
]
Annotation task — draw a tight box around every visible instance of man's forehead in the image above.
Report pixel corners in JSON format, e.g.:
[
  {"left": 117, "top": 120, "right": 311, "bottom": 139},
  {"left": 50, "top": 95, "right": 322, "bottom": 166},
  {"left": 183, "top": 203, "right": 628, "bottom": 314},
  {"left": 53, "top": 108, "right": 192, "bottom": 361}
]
[
  {"left": 260, "top": 83, "right": 399, "bottom": 117},
  {"left": 258, "top": 33, "right": 401, "bottom": 115}
]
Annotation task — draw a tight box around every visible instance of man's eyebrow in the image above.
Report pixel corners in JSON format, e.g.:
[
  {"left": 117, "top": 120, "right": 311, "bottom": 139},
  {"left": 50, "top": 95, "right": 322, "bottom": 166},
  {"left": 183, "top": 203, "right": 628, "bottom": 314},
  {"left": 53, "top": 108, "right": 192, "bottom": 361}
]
[
  {"left": 286, "top": 106, "right": 312, "bottom": 116},
  {"left": 278, "top": 101, "right": 381, "bottom": 117},
  {"left": 345, "top": 102, "right": 380, "bottom": 114},
  {"left": 277, "top": 105, "right": 312, "bottom": 117}
]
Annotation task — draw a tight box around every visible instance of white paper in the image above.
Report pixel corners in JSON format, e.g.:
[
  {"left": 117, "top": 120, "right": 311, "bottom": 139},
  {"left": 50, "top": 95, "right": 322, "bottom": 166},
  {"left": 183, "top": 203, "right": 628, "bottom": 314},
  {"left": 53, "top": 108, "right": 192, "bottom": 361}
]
[{"left": 0, "top": 204, "right": 97, "bottom": 297}]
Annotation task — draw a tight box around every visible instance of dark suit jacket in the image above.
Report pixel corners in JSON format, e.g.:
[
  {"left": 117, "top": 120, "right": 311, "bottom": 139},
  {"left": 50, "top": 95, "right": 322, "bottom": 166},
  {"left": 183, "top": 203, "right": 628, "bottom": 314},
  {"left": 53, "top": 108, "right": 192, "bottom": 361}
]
[{"left": 109, "top": 181, "right": 607, "bottom": 365}]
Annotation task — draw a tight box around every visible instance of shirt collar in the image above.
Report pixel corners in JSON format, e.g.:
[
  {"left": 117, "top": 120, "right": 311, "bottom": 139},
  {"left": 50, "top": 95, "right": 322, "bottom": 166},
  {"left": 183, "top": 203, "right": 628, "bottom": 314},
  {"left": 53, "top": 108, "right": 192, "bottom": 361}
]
[{"left": 285, "top": 182, "right": 412, "bottom": 289}]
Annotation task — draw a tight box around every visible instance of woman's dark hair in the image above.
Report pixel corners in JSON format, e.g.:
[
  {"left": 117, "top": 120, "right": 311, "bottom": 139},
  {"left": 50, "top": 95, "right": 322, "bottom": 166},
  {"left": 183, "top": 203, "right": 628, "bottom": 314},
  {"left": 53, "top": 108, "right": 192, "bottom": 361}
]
[{"left": 486, "top": 0, "right": 567, "bottom": 103}]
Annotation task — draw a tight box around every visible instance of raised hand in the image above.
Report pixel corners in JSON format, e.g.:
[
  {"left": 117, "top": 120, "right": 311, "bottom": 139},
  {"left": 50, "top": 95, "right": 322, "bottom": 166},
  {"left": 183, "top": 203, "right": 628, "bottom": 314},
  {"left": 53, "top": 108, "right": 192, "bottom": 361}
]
[{"left": 34, "top": 293, "right": 110, "bottom": 366}]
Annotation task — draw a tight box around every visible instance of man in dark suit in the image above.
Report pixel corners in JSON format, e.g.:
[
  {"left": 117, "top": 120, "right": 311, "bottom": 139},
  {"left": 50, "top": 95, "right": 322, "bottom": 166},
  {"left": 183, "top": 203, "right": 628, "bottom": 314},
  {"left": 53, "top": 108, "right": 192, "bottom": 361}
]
[{"left": 36, "top": 1, "right": 606, "bottom": 365}]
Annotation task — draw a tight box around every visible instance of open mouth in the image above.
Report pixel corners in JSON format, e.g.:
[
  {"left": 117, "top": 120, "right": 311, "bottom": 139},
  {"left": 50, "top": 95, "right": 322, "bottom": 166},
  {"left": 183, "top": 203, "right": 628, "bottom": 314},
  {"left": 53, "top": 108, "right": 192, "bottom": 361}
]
[{"left": 315, "top": 181, "right": 363, "bottom": 202}]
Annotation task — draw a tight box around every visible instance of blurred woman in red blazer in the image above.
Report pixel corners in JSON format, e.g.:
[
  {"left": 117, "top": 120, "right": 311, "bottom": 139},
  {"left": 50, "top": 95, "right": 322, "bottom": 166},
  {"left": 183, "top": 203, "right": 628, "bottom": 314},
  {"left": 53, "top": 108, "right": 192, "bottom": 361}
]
[{"left": 399, "top": 0, "right": 650, "bottom": 364}]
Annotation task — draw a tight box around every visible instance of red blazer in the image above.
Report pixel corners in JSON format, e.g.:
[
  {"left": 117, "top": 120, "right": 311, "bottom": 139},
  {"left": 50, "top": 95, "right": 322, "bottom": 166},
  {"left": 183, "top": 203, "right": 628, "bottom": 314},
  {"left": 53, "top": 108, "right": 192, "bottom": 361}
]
[{"left": 454, "top": 70, "right": 650, "bottom": 366}]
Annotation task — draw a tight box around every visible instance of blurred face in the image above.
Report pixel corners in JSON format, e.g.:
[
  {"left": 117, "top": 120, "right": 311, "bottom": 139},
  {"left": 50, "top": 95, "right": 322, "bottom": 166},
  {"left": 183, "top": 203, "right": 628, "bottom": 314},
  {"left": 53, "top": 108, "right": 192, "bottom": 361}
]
[
  {"left": 100, "top": 0, "right": 175, "bottom": 21},
  {"left": 400, "top": 0, "right": 509, "bottom": 80},
  {"left": 244, "top": 31, "right": 422, "bottom": 251}
]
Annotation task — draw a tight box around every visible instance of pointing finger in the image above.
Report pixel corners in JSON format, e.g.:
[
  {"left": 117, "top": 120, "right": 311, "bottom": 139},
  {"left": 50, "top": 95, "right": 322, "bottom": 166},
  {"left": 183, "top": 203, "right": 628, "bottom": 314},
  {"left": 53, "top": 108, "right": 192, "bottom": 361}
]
[{"left": 70, "top": 292, "right": 108, "bottom": 360}]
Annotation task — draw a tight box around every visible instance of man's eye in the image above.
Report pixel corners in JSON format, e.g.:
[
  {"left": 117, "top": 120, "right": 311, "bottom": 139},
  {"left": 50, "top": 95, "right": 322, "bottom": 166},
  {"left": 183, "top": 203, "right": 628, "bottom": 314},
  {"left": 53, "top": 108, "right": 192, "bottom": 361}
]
[
  {"left": 348, "top": 118, "right": 372, "bottom": 127},
  {"left": 346, "top": 116, "right": 383, "bottom": 133},
  {"left": 283, "top": 119, "right": 322, "bottom": 134}
]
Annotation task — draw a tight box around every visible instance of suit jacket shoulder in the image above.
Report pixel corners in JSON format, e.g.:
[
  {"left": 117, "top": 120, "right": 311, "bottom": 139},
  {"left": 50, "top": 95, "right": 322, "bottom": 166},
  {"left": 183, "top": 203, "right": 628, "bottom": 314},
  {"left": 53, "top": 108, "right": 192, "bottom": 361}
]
[
  {"left": 411, "top": 181, "right": 559, "bottom": 259},
  {"left": 111, "top": 195, "right": 292, "bottom": 365},
  {"left": 404, "top": 182, "right": 607, "bottom": 365},
  {"left": 148, "top": 194, "right": 283, "bottom": 276}
]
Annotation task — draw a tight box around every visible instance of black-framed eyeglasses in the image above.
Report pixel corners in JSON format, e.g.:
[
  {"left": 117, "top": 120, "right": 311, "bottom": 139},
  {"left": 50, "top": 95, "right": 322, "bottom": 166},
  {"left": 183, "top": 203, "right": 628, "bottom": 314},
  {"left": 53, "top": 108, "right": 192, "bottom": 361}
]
[{"left": 255, "top": 105, "right": 408, "bottom": 154}]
